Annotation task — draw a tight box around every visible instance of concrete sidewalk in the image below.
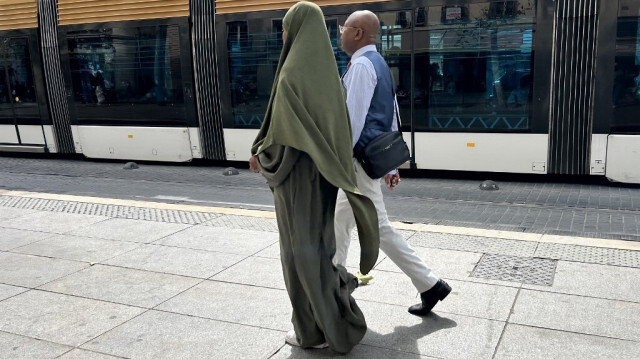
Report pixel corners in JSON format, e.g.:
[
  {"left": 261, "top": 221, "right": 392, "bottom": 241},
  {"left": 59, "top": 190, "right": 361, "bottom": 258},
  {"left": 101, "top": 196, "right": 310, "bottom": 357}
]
[{"left": 1, "top": 190, "right": 639, "bottom": 358}]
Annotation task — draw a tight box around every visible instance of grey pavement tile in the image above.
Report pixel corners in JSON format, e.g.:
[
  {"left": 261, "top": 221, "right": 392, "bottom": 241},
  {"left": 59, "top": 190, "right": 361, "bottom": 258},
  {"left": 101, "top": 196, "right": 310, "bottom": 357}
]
[
  {"left": 211, "top": 256, "right": 285, "bottom": 290},
  {"left": 358, "top": 300, "right": 504, "bottom": 359},
  {"left": 0, "top": 290, "right": 144, "bottom": 347},
  {"left": 82, "top": 310, "right": 284, "bottom": 358},
  {"left": 13, "top": 235, "right": 141, "bottom": 263},
  {"left": 510, "top": 289, "right": 640, "bottom": 341},
  {"left": 40, "top": 265, "right": 201, "bottom": 308},
  {"left": 156, "top": 226, "right": 278, "bottom": 255},
  {"left": 353, "top": 271, "right": 518, "bottom": 321},
  {"left": 522, "top": 261, "right": 640, "bottom": 303},
  {"left": 255, "top": 242, "right": 280, "bottom": 259},
  {"left": 0, "top": 207, "right": 38, "bottom": 221},
  {"left": 0, "top": 252, "right": 88, "bottom": 288},
  {"left": 0, "top": 228, "right": 53, "bottom": 251},
  {"left": 158, "top": 280, "right": 291, "bottom": 331},
  {"left": 494, "top": 324, "right": 640, "bottom": 359},
  {"left": 0, "top": 284, "right": 28, "bottom": 301},
  {"left": 374, "top": 247, "right": 483, "bottom": 282},
  {"left": 66, "top": 218, "right": 191, "bottom": 243},
  {"left": 204, "top": 214, "right": 279, "bottom": 232},
  {"left": 0, "top": 211, "right": 108, "bottom": 234},
  {"left": 58, "top": 349, "right": 122, "bottom": 359},
  {"left": 272, "top": 343, "right": 438, "bottom": 358},
  {"left": 104, "top": 244, "right": 246, "bottom": 278},
  {"left": 0, "top": 331, "right": 72, "bottom": 359}
]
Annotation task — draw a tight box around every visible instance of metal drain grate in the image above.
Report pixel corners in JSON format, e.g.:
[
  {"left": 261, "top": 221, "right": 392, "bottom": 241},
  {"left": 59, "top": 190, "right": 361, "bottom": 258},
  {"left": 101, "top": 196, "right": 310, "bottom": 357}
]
[
  {"left": 471, "top": 254, "right": 557, "bottom": 286},
  {"left": 0, "top": 196, "right": 220, "bottom": 225}
]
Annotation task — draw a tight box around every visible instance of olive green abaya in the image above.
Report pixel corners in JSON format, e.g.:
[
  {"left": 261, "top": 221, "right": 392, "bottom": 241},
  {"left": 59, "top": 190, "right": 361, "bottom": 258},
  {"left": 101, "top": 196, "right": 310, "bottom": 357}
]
[{"left": 250, "top": 1, "right": 380, "bottom": 354}]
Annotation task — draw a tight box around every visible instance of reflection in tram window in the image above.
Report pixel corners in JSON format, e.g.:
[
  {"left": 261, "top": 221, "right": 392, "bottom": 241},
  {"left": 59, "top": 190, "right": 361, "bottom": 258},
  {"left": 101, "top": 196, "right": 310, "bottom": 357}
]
[
  {"left": 66, "top": 25, "right": 185, "bottom": 126},
  {"left": 226, "top": 20, "right": 281, "bottom": 128},
  {"left": 226, "top": 18, "right": 342, "bottom": 128},
  {"left": 613, "top": 1, "right": 640, "bottom": 133},
  {"left": 0, "top": 38, "right": 38, "bottom": 125},
  {"left": 378, "top": 11, "right": 412, "bottom": 130},
  {"left": 413, "top": 1, "right": 536, "bottom": 132}
]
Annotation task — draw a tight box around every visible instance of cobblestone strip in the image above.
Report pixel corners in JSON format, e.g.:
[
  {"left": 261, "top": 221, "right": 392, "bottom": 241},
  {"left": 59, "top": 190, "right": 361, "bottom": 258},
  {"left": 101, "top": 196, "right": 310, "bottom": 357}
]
[
  {"left": 0, "top": 196, "right": 220, "bottom": 225},
  {"left": 535, "top": 242, "right": 640, "bottom": 268},
  {"left": 409, "top": 231, "right": 538, "bottom": 257}
]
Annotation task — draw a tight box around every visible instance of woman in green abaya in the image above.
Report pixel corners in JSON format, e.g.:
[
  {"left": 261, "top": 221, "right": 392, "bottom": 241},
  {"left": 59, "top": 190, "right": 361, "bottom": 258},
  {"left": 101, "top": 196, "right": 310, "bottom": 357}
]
[{"left": 248, "top": 1, "right": 380, "bottom": 354}]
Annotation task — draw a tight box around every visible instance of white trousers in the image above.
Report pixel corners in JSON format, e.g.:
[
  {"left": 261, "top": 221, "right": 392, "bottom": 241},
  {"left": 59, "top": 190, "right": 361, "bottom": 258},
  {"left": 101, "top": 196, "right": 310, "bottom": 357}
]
[{"left": 333, "top": 159, "right": 439, "bottom": 293}]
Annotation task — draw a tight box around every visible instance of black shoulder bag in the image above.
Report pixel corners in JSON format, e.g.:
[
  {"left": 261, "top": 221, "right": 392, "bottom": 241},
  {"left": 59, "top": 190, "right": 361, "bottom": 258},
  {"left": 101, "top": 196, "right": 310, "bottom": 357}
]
[{"left": 355, "top": 71, "right": 410, "bottom": 179}]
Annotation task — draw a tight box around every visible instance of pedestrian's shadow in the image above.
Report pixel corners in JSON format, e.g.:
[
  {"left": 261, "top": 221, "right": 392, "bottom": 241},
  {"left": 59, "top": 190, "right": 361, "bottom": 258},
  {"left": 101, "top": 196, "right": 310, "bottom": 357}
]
[{"left": 278, "top": 313, "right": 457, "bottom": 358}]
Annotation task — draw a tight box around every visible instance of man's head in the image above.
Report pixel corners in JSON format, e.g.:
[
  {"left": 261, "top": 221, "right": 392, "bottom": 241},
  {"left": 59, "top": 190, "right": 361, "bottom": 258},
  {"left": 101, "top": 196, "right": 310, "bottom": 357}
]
[{"left": 340, "top": 10, "right": 379, "bottom": 56}]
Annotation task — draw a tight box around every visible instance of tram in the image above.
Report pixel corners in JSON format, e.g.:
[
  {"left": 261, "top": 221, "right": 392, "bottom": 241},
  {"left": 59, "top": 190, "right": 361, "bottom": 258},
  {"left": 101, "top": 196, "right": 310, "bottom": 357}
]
[{"left": 1, "top": 0, "right": 639, "bottom": 184}]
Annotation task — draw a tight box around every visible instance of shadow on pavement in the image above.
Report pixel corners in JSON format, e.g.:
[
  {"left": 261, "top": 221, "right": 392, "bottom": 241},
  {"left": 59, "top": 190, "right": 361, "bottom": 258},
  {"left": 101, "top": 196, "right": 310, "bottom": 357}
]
[{"left": 279, "top": 312, "right": 457, "bottom": 358}]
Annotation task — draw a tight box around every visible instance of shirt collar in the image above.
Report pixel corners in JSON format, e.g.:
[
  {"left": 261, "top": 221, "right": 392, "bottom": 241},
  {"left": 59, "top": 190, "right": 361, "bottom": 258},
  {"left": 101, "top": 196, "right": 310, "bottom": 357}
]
[{"left": 351, "top": 44, "right": 378, "bottom": 61}]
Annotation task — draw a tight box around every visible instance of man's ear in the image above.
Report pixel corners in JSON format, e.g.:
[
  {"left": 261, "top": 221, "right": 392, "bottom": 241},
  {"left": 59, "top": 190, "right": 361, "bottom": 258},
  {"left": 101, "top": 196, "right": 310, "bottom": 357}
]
[{"left": 354, "top": 28, "right": 364, "bottom": 41}]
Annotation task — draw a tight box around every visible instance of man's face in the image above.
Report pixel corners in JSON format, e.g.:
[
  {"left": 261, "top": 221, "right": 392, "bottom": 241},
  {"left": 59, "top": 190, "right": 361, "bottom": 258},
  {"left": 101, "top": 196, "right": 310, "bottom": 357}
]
[
  {"left": 340, "top": 17, "right": 357, "bottom": 56},
  {"left": 282, "top": 28, "right": 288, "bottom": 43}
]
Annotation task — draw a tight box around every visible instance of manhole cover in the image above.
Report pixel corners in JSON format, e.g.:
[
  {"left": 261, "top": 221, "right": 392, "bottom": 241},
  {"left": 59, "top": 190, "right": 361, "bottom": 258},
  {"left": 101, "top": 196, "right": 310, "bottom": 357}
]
[{"left": 471, "top": 254, "right": 557, "bottom": 286}]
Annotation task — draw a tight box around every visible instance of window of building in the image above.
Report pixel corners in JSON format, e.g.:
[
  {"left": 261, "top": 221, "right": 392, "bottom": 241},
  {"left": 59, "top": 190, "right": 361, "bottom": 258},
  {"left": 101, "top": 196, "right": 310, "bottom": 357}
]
[
  {"left": 66, "top": 25, "right": 185, "bottom": 126},
  {"left": 413, "top": 0, "right": 536, "bottom": 132},
  {"left": 613, "top": 1, "right": 640, "bottom": 133}
]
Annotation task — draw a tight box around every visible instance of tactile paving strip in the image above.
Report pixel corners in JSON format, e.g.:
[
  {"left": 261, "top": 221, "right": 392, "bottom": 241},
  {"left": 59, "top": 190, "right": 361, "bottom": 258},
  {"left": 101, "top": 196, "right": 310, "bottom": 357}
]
[
  {"left": 409, "top": 232, "right": 537, "bottom": 257},
  {"left": 471, "top": 254, "right": 557, "bottom": 286},
  {"left": 203, "top": 214, "right": 279, "bottom": 232},
  {"left": 0, "top": 196, "right": 220, "bottom": 225},
  {"left": 535, "top": 242, "right": 640, "bottom": 268}
]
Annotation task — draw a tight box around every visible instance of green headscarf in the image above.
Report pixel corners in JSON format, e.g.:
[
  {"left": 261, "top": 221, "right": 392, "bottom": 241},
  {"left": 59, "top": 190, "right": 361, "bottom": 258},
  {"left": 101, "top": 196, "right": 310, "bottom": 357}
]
[{"left": 251, "top": 1, "right": 379, "bottom": 274}]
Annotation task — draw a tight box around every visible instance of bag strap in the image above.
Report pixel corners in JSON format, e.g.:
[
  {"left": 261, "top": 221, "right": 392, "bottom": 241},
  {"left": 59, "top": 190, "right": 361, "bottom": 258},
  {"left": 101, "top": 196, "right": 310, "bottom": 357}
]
[{"left": 386, "top": 65, "right": 403, "bottom": 135}]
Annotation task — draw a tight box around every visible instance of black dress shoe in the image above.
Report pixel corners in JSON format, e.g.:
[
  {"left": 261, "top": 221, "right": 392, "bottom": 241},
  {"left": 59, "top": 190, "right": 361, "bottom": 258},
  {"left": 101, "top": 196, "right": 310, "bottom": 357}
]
[{"left": 408, "top": 279, "right": 452, "bottom": 316}]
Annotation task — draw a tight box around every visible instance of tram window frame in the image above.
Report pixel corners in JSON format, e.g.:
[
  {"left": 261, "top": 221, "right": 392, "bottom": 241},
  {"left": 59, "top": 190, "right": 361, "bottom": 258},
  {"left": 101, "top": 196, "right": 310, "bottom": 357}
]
[
  {"left": 612, "top": 0, "right": 640, "bottom": 134},
  {"left": 59, "top": 18, "right": 196, "bottom": 128}
]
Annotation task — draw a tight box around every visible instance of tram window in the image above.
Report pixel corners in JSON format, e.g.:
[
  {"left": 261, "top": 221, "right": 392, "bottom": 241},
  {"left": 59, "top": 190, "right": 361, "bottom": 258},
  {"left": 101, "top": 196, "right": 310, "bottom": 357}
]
[
  {"left": 413, "top": 1, "right": 536, "bottom": 132},
  {"left": 612, "top": 1, "right": 640, "bottom": 133},
  {"left": 224, "top": 17, "right": 357, "bottom": 129},
  {"left": 0, "top": 38, "right": 38, "bottom": 125},
  {"left": 226, "top": 20, "right": 282, "bottom": 128},
  {"left": 66, "top": 25, "right": 185, "bottom": 126}
]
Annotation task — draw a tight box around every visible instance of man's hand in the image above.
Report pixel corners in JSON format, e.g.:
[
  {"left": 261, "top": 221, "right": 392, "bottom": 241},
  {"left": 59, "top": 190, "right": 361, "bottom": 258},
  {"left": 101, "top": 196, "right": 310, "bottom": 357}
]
[
  {"left": 384, "top": 172, "right": 401, "bottom": 191},
  {"left": 249, "top": 155, "right": 261, "bottom": 173}
]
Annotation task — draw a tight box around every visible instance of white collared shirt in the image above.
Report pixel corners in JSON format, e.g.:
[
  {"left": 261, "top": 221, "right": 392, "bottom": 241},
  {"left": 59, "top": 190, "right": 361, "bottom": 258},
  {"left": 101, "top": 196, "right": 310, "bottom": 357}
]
[{"left": 342, "top": 45, "right": 399, "bottom": 175}]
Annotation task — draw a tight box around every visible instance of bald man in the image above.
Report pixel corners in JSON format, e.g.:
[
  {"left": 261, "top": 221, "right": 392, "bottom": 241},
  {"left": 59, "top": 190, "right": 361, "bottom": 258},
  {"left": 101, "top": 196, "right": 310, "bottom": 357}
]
[{"left": 333, "top": 10, "right": 452, "bottom": 316}]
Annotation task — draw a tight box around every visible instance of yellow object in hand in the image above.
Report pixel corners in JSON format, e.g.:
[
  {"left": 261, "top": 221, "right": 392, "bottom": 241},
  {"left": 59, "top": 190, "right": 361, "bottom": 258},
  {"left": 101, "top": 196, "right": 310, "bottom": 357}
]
[{"left": 355, "top": 271, "right": 373, "bottom": 285}]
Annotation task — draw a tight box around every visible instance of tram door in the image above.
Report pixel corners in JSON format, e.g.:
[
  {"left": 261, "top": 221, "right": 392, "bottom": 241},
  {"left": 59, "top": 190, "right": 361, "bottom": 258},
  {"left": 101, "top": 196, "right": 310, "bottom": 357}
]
[
  {"left": 547, "top": 0, "right": 601, "bottom": 175},
  {"left": 0, "top": 36, "right": 46, "bottom": 151}
]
